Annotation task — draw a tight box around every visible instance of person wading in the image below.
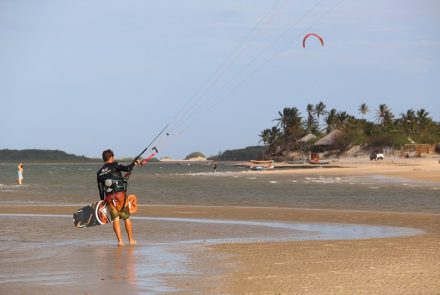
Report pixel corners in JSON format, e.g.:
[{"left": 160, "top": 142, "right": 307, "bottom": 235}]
[
  {"left": 17, "top": 163, "right": 24, "bottom": 185},
  {"left": 97, "top": 149, "right": 139, "bottom": 246}
]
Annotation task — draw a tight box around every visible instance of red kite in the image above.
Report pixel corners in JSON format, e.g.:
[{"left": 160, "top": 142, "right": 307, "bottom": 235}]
[{"left": 302, "top": 33, "right": 324, "bottom": 48}]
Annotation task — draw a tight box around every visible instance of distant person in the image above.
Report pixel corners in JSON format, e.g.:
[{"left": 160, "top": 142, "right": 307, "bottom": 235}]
[
  {"left": 212, "top": 162, "right": 217, "bottom": 173},
  {"left": 17, "top": 163, "right": 24, "bottom": 185},
  {"left": 97, "top": 149, "right": 139, "bottom": 246}
]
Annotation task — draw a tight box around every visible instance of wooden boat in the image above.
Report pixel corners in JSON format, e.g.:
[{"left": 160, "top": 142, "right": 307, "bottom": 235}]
[
  {"left": 250, "top": 160, "right": 273, "bottom": 165},
  {"left": 250, "top": 160, "right": 274, "bottom": 170},
  {"left": 250, "top": 165, "right": 274, "bottom": 171},
  {"left": 307, "top": 160, "right": 330, "bottom": 165}
]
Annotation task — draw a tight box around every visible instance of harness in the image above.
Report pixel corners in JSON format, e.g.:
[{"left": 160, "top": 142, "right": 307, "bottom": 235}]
[
  {"left": 107, "top": 191, "right": 127, "bottom": 213},
  {"left": 103, "top": 179, "right": 128, "bottom": 213}
]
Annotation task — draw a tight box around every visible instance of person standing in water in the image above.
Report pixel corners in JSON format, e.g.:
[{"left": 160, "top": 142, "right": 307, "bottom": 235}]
[
  {"left": 97, "top": 149, "right": 139, "bottom": 246},
  {"left": 17, "top": 163, "right": 24, "bottom": 185}
]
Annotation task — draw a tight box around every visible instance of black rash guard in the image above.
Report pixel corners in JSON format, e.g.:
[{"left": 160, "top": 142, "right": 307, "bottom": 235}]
[{"left": 97, "top": 162, "right": 135, "bottom": 200}]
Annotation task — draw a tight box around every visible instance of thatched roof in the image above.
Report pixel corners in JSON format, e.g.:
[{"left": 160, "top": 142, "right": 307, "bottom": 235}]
[
  {"left": 298, "top": 133, "right": 316, "bottom": 143},
  {"left": 314, "top": 130, "right": 343, "bottom": 146}
]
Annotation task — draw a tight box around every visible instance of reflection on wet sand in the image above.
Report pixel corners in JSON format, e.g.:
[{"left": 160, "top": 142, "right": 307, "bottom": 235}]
[
  {"left": 0, "top": 212, "right": 425, "bottom": 294},
  {"left": 106, "top": 246, "right": 138, "bottom": 289}
]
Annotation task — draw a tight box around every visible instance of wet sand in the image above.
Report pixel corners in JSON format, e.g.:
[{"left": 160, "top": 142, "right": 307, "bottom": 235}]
[
  {"left": 1, "top": 157, "right": 440, "bottom": 294},
  {"left": 1, "top": 205, "right": 439, "bottom": 294}
]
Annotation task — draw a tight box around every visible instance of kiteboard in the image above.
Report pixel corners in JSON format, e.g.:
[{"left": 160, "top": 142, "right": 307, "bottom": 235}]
[
  {"left": 73, "top": 200, "right": 112, "bottom": 228},
  {"left": 73, "top": 195, "right": 138, "bottom": 228}
]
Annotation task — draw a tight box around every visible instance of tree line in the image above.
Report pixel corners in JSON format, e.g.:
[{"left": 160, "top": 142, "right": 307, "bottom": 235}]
[
  {"left": 259, "top": 102, "right": 440, "bottom": 157},
  {"left": 209, "top": 146, "right": 265, "bottom": 161},
  {"left": 0, "top": 149, "right": 95, "bottom": 163}
]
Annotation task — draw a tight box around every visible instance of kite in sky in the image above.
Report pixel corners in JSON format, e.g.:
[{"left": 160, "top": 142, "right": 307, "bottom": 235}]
[{"left": 302, "top": 33, "right": 324, "bottom": 48}]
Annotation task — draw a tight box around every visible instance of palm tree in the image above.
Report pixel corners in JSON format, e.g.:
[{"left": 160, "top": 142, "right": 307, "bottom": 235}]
[
  {"left": 376, "top": 104, "right": 388, "bottom": 124},
  {"left": 336, "top": 111, "right": 351, "bottom": 128},
  {"left": 416, "top": 108, "right": 431, "bottom": 131},
  {"left": 274, "top": 107, "right": 292, "bottom": 132},
  {"left": 274, "top": 107, "right": 303, "bottom": 137},
  {"left": 325, "top": 108, "right": 337, "bottom": 133},
  {"left": 383, "top": 111, "right": 395, "bottom": 128},
  {"left": 268, "top": 126, "right": 281, "bottom": 153},
  {"left": 258, "top": 129, "right": 271, "bottom": 146},
  {"left": 314, "top": 101, "right": 326, "bottom": 131},
  {"left": 306, "top": 104, "right": 315, "bottom": 115},
  {"left": 399, "top": 109, "right": 416, "bottom": 133},
  {"left": 376, "top": 104, "right": 394, "bottom": 127},
  {"left": 285, "top": 107, "right": 303, "bottom": 138},
  {"left": 358, "top": 103, "right": 369, "bottom": 120},
  {"left": 305, "top": 104, "right": 315, "bottom": 133},
  {"left": 259, "top": 127, "right": 281, "bottom": 155}
]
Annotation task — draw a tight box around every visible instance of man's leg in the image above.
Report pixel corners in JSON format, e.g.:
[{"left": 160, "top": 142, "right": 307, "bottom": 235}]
[
  {"left": 112, "top": 217, "right": 124, "bottom": 246},
  {"left": 124, "top": 218, "right": 136, "bottom": 245}
]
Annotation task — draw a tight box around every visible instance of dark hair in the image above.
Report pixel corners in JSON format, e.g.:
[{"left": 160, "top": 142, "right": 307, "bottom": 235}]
[{"left": 102, "top": 149, "right": 114, "bottom": 162}]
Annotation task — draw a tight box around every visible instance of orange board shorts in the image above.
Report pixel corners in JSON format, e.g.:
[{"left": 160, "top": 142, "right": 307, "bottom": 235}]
[{"left": 105, "top": 192, "right": 130, "bottom": 220}]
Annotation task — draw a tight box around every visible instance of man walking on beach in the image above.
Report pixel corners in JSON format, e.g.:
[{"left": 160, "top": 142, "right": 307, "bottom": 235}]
[{"left": 97, "top": 149, "right": 139, "bottom": 246}]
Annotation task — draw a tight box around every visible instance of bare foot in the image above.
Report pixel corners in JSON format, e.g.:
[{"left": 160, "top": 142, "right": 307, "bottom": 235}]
[
  {"left": 129, "top": 240, "right": 136, "bottom": 246},
  {"left": 118, "top": 241, "right": 125, "bottom": 246}
]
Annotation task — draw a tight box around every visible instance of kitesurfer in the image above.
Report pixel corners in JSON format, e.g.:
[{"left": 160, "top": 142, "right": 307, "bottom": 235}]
[{"left": 97, "top": 149, "right": 139, "bottom": 246}]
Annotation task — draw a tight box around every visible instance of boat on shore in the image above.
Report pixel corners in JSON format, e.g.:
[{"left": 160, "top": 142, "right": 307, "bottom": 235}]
[
  {"left": 307, "top": 160, "right": 330, "bottom": 165},
  {"left": 250, "top": 159, "right": 274, "bottom": 171},
  {"left": 250, "top": 166, "right": 274, "bottom": 171},
  {"left": 250, "top": 160, "right": 274, "bottom": 165}
]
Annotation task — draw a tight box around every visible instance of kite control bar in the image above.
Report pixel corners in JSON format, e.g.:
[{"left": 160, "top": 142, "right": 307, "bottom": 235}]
[
  {"left": 140, "top": 147, "right": 159, "bottom": 166},
  {"left": 123, "top": 146, "right": 159, "bottom": 182}
]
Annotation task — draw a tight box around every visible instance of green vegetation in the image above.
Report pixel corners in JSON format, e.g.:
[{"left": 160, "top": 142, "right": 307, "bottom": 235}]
[
  {"left": 184, "top": 152, "right": 206, "bottom": 160},
  {"left": 0, "top": 149, "right": 96, "bottom": 163},
  {"left": 259, "top": 102, "right": 440, "bottom": 158},
  {"left": 209, "top": 146, "right": 266, "bottom": 161}
]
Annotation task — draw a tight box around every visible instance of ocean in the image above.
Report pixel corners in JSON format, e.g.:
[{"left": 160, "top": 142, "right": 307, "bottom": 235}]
[{"left": 1, "top": 162, "right": 439, "bottom": 213}]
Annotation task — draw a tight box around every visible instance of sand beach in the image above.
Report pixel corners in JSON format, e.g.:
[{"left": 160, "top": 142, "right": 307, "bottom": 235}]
[{"left": 1, "top": 157, "right": 439, "bottom": 294}]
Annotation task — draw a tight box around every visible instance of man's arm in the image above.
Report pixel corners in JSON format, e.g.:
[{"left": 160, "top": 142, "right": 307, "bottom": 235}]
[
  {"left": 116, "top": 162, "right": 136, "bottom": 172},
  {"left": 97, "top": 177, "right": 105, "bottom": 200}
]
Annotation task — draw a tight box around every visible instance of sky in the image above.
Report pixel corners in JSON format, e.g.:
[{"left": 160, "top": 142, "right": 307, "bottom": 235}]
[{"left": 1, "top": 0, "right": 439, "bottom": 159}]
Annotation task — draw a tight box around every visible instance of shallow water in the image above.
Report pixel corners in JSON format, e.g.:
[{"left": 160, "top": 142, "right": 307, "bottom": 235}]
[
  {"left": 0, "top": 213, "right": 424, "bottom": 294},
  {"left": 1, "top": 162, "right": 439, "bottom": 213},
  {"left": 1, "top": 162, "right": 437, "bottom": 293}
]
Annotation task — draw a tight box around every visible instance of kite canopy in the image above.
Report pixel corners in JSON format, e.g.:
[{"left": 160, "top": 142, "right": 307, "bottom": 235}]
[
  {"left": 127, "top": 194, "right": 138, "bottom": 214},
  {"left": 302, "top": 33, "right": 324, "bottom": 48}
]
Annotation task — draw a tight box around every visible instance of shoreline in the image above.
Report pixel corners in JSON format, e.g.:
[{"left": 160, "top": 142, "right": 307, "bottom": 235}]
[{"left": 240, "top": 156, "right": 440, "bottom": 183}]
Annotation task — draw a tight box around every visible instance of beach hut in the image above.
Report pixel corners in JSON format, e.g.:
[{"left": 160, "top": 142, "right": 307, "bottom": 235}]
[
  {"left": 298, "top": 133, "right": 317, "bottom": 143},
  {"left": 312, "top": 130, "right": 343, "bottom": 152},
  {"left": 401, "top": 143, "right": 433, "bottom": 157},
  {"left": 295, "top": 133, "right": 317, "bottom": 161}
]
